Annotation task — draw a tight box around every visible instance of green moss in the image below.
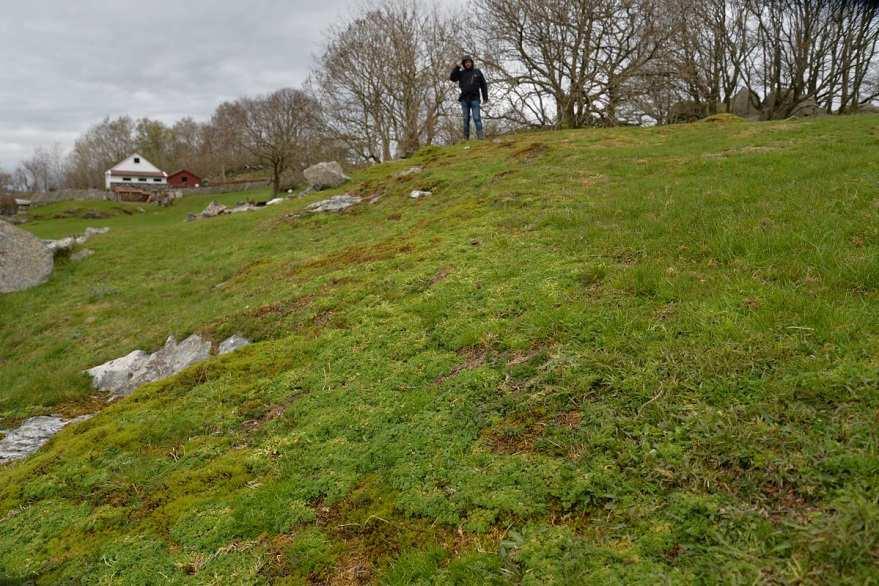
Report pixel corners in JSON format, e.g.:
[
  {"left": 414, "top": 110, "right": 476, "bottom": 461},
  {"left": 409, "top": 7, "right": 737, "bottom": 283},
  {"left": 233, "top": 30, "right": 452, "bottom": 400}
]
[{"left": 2, "top": 116, "right": 879, "bottom": 582}]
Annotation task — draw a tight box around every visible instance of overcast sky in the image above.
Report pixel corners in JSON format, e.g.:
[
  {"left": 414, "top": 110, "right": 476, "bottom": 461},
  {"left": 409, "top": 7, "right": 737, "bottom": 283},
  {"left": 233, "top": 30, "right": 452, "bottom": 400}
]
[{"left": 0, "top": 1, "right": 396, "bottom": 170}]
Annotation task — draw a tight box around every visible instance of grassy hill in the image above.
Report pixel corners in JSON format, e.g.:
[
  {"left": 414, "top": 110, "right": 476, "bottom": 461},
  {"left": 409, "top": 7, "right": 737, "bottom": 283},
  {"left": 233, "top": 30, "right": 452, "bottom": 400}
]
[{"left": 1, "top": 115, "right": 878, "bottom": 584}]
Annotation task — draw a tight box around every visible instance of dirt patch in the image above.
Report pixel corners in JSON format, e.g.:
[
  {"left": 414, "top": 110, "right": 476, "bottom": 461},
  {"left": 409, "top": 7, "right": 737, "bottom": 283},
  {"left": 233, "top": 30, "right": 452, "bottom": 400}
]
[
  {"left": 46, "top": 206, "right": 134, "bottom": 220},
  {"left": 314, "top": 309, "right": 336, "bottom": 328},
  {"left": 511, "top": 143, "right": 549, "bottom": 162},
  {"left": 250, "top": 294, "right": 315, "bottom": 319},
  {"left": 555, "top": 410, "right": 582, "bottom": 429},
  {"left": 300, "top": 240, "right": 414, "bottom": 272},
  {"left": 435, "top": 345, "right": 489, "bottom": 385},
  {"left": 760, "top": 481, "right": 818, "bottom": 523},
  {"left": 241, "top": 404, "right": 288, "bottom": 432},
  {"left": 430, "top": 266, "right": 453, "bottom": 286},
  {"left": 483, "top": 415, "right": 545, "bottom": 455}
]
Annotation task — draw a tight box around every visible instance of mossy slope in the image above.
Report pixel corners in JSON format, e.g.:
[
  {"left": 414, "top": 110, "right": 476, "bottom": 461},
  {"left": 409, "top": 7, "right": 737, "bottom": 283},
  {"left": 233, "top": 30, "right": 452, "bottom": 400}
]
[{"left": 1, "top": 116, "right": 879, "bottom": 583}]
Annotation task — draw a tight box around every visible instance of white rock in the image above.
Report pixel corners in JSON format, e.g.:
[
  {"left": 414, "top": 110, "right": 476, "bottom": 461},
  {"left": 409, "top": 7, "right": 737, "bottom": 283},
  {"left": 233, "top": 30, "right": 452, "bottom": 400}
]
[
  {"left": 303, "top": 161, "right": 350, "bottom": 190},
  {"left": 86, "top": 350, "right": 150, "bottom": 393},
  {"left": 306, "top": 194, "right": 362, "bottom": 213},
  {"left": 84, "top": 227, "right": 110, "bottom": 238},
  {"left": 228, "top": 204, "right": 257, "bottom": 214},
  {"left": 0, "top": 221, "right": 54, "bottom": 294},
  {"left": 395, "top": 166, "right": 423, "bottom": 178},
  {"left": 200, "top": 201, "right": 228, "bottom": 218},
  {"left": 410, "top": 190, "right": 432, "bottom": 199},
  {"left": 0, "top": 415, "right": 91, "bottom": 464},
  {"left": 266, "top": 198, "right": 285, "bottom": 206},
  {"left": 70, "top": 249, "right": 94, "bottom": 262},
  {"left": 219, "top": 335, "right": 251, "bottom": 355},
  {"left": 126, "top": 335, "right": 211, "bottom": 394},
  {"left": 86, "top": 335, "right": 212, "bottom": 396},
  {"left": 43, "top": 237, "right": 76, "bottom": 255}
]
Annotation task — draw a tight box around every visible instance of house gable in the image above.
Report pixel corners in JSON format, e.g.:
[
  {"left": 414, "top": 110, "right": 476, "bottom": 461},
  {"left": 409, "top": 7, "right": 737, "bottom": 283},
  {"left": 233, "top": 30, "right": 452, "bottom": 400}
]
[{"left": 108, "top": 154, "right": 166, "bottom": 176}]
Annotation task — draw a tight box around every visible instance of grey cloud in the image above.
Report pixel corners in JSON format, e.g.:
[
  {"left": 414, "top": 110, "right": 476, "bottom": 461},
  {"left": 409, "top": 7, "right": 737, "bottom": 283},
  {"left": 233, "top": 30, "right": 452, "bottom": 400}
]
[{"left": 0, "top": 0, "right": 353, "bottom": 168}]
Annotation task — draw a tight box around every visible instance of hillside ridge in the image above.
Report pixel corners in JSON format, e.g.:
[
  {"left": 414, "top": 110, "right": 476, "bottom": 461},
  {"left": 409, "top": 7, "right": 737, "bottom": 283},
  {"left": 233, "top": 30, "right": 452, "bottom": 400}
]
[{"left": 1, "top": 116, "right": 878, "bottom": 583}]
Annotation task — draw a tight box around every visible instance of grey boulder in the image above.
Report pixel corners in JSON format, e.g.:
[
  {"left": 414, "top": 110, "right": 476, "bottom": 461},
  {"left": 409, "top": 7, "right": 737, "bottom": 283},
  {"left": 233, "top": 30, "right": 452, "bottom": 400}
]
[
  {"left": 43, "top": 236, "right": 76, "bottom": 255},
  {"left": 201, "top": 201, "right": 228, "bottom": 218},
  {"left": 86, "top": 349, "right": 150, "bottom": 393},
  {"left": 0, "top": 415, "right": 92, "bottom": 464},
  {"left": 395, "top": 166, "right": 423, "bottom": 178},
  {"left": 219, "top": 334, "right": 251, "bottom": 355},
  {"left": 0, "top": 221, "right": 54, "bottom": 293},
  {"left": 71, "top": 249, "right": 94, "bottom": 262},
  {"left": 306, "top": 194, "right": 362, "bottom": 213},
  {"left": 86, "top": 335, "right": 212, "bottom": 396},
  {"left": 304, "top": 161, "right": 349, "bottom": 190}
]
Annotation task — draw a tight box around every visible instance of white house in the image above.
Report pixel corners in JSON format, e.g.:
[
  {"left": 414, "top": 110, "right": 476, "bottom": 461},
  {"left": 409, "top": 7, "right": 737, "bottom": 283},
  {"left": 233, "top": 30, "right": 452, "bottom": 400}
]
[{"left": 104, "top": 154, "right": 168, "bottom": 190}]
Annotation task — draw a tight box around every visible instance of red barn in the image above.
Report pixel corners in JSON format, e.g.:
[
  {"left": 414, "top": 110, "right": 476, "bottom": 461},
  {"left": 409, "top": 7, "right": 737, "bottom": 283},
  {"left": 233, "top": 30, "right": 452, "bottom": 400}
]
[{"left": 167, "top": 169, "right": 202, "bottom": 189}]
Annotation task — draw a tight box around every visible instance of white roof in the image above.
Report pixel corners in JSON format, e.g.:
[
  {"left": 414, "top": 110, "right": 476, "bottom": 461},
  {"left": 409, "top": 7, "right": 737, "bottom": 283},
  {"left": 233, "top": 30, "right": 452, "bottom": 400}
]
[{"left": 106, "top": 154, "right": 167, "bottom": 176}]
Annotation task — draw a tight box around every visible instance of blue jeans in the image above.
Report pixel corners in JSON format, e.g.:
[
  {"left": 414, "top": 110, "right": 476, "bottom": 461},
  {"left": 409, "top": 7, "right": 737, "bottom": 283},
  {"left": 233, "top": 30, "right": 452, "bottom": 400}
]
[{"left": 461, "top": 99, "right": 484, "bottom": 139}]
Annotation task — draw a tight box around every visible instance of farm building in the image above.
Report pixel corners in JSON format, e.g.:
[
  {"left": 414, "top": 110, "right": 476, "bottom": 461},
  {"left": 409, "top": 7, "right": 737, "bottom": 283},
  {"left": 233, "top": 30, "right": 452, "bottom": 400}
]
[
  {"left": 104, "top": 154, "right": 167, "bottom": 190},
  {"left": 167, "top": 169, "right": 202, "bottom": 188}
]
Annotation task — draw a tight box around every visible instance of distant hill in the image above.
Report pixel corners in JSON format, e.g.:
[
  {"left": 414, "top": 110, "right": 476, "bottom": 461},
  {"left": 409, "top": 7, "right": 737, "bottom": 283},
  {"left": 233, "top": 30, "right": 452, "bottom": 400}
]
[{"left": 1, "top": 114, "right": 878, "bottom": 583}]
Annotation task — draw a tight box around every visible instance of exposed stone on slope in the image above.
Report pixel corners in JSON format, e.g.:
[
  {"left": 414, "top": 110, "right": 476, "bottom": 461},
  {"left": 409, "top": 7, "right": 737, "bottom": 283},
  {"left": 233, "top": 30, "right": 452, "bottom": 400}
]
[
  {"left": 219, "top": 334, "right": 251, "bottom": 355},
  {"left": 306, "top": 194, "right": 361, "bottom": 213},
  {"left": 0, "top": 415, "right": 92, "bottom": 464},
  {"left": 304, "top": 161, "right": 349, "bottom": 190},
  {"left": 86, "top": 350, "right": 150, "bottom": 393},
  {"left": 43, "top": 226, "right": 111, "bottom": 256},
  {"left": 395, "top": 166, "right": 423, "bottom": 178},
  {"left": 410, "top": 190, "right": 432, "bottom": 199},
  {"left": 86, "top": 335, "right": 212, "bottom": 396},
  {"left": 201, "top": 201, "right": 228, "bottom": 218},
  {"left": 71, "top": 249, "right": 94, "bottom": 262},
  {"left": 0, "top": 221, "right": 54, "bottom": 293}
]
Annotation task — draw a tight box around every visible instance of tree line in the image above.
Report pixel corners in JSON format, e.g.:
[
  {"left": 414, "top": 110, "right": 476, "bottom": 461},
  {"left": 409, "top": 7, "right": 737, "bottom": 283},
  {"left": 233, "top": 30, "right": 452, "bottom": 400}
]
[{"left": 4, "top": 0, "right": 878, "bottom": 194}]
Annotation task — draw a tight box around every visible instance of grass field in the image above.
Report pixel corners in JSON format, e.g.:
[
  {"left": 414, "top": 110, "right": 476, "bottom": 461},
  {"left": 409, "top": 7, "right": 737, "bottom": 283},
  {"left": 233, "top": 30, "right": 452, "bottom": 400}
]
[{"left": 1, "top": 114, "right": 878, "bottom": 584}]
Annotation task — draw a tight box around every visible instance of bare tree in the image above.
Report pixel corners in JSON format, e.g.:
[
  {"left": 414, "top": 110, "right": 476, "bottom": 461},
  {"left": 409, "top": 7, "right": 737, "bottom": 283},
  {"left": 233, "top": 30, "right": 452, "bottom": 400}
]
[
  {"left": 473, "top": 0, "right": 671, "bottom": 128},
  {"left": 234, "top": 88, "right": 323, "bottom": 194},
  {"left": 15, "top": 145, "right": 67, "bottom": 192},
  {"left": 0, "top": 170, "right": 12, "bottom": 193},
  {"left": 314, "top": 0, "right": 461, "bottom": 161},
  {"left": 66, "top": 117, "right": 136, "bottom": 188}
]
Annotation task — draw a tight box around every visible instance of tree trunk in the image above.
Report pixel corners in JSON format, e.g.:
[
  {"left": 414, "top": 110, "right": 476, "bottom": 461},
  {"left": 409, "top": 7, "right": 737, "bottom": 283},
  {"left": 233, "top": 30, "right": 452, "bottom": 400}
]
[{"left": 272, "top": 161, "right": 282, "bottom": 195}]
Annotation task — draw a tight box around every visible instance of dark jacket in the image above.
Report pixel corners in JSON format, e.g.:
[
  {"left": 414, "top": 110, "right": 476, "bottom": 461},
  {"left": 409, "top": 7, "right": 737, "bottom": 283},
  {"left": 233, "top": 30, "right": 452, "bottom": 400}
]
[{"left": 450, "top": 66, "right": 488, "bottom": 102}]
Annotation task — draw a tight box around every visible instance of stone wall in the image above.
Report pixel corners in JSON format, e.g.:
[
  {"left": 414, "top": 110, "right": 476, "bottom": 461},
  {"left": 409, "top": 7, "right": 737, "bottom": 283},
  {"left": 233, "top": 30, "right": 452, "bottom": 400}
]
[
  {"left": 182, "top": 180, "right": 271, "bottom": 195},
  {"left": 27, "top": 189, "right": 109, "bottom": 205}
]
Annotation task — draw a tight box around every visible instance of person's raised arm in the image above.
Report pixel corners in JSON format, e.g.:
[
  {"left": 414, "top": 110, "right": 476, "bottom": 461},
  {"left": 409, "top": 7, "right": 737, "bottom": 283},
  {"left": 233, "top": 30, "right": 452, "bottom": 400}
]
[{"left": 450, "top": 64, "right": 462, "bottom": 82}]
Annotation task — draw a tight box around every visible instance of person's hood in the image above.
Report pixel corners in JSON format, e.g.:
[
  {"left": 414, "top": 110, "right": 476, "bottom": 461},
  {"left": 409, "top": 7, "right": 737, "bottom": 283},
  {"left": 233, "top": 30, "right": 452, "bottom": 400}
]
[{"left": 461, "top": 55, "right": 474, "bottom": 68}]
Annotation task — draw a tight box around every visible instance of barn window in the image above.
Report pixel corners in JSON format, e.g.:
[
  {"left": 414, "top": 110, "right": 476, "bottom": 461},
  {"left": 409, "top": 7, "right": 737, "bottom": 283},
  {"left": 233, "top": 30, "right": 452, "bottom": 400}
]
[
  {"left": 154, "top": 178, "right": 161, "bottom": 182},
  {"left": 134, "top": 157, "right": 140, "bottom": 164},
  {"left": 123, "top": 177, "right": 132, "bottom": 181},
  {"left": 182, "top": 176, "right": 188, "bottom": 183},
  {"left": 139, "top": 178, "right": 147, "bottom": 182}
]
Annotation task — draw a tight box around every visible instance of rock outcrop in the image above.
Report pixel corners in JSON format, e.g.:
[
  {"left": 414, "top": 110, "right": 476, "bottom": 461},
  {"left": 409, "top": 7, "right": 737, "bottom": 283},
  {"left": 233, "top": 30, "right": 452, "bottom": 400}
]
[
  {"left": 43, "top": 227, "right": 110, "bottom": 257},
  {"left": 86, "top": 334, "right": 252, "bottom": 396},
  {"left": 0, "top": 221, "right": 54, "bottom": 293},
  {"left": 87, "top": 335, "right": 211, "bottom": 396},
  {"left": 395, "top": 166, "right": 423, "bottom": 178},
  {"left": 219, "top": 335, "right": 251, "bottom": 355},
  {"left": 410, "top": 190, "right": 432, "bottom": 199},
  {"left": 0, "top": 415, "right": 92, "bottom": 464},
  {"left": 306, "top": 194, "right": 362, "bottom": 213},
  {"left": 303, "top": 162, "right": 349, "bottom": 190},
  {"left": 729, "top": 89, "right": 761, "bottom": 120}
]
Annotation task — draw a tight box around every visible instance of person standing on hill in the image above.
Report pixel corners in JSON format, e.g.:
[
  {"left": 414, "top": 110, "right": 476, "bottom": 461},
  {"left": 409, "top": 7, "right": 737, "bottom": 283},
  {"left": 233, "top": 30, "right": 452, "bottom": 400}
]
[{"left": 450, "top": 55, "right": 489, "bottom": 140}]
